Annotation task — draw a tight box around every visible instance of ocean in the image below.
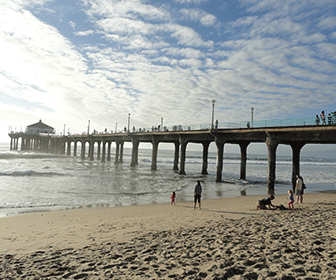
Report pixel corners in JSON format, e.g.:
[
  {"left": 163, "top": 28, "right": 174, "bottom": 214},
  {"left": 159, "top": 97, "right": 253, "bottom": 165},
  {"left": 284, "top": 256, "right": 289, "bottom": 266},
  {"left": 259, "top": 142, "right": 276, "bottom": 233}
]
[{"left": 0, "top": 142, "right": 335, "bottom": 217}]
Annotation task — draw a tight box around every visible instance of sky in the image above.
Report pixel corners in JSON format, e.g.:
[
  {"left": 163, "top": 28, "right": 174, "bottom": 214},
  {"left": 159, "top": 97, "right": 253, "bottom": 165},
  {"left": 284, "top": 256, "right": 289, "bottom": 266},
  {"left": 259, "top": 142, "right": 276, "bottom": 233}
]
[{"left": 1, "top": 0, "right": 336, "bottom": 146}]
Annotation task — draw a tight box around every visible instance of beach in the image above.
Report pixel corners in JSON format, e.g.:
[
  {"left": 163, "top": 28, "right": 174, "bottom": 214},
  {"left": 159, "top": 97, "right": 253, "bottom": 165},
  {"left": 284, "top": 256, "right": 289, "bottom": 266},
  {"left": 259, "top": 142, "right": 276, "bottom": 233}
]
[{"left": 0, "top": 193, "right": 335, "bottom": 279}]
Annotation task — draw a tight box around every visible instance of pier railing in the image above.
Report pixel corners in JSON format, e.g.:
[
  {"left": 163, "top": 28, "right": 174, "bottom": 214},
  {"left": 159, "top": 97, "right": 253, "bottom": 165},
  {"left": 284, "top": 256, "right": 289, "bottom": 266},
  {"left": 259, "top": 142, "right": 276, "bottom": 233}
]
[
  {"left": 125, "top": 117, "right": 320, "bottom": 134},
  {"left": 9, "top": 117, "right": 335, "bottom": 136}
]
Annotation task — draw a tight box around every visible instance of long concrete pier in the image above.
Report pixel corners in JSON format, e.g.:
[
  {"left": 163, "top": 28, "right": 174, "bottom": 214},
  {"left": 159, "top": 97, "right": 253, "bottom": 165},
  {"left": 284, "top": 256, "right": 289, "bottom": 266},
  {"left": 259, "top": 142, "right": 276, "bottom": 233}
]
[{"left": 8, "top": 125, "right": 336, "bottom": 195}]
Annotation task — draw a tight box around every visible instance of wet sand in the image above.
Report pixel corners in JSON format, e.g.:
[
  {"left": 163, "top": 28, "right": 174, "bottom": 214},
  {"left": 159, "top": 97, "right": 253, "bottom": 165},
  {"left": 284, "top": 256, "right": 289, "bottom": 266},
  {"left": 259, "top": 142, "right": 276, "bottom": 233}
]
[{"left": 0, "top": 193, "right": 335, "bottom": 279}]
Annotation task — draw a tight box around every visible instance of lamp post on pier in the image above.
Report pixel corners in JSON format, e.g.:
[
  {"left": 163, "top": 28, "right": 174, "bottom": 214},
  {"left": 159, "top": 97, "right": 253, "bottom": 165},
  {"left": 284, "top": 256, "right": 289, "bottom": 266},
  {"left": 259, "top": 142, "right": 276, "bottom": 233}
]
[
  {"left": 127, "top": 113, "right": 130, "bottom": 133},
  {"left": 87, "top": 120, "right": 90, "bottom": 135},
  {"left": 211, "top": 99, "right": 216, "bottom": 129},
  {"left": 251, "top": 107, "right": 254, "bottom": 128}
]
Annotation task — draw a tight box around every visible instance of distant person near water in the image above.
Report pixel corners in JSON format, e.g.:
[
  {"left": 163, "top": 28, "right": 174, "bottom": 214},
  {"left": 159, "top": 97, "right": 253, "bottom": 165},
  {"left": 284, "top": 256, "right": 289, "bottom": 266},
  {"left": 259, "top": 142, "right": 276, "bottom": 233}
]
[
  {"left": 288, "top": 190, "right": 294, "bottom": 209},
  {"left": 170, "top": 191, "right": 176, "bottom": 206},
  {"left": 194, "top": 180, "right": 202, "bottom": 209},
  {"left": 315, "top": 114, "right": 320, "bottom": 125},
  {"left": 295, "top": 175, "right": 305, "bottom": 203}
]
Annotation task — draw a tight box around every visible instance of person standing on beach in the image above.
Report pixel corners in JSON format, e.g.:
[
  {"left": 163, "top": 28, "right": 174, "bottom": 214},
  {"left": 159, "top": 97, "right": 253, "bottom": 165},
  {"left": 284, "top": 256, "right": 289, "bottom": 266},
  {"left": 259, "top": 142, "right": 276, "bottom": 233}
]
[
  {"left": 194, "top": 180, "right": 202, "bottom": 209},
  {"left": 320, "top": 111, "right": 326, "bottom": 125},
  {"left": 170, "top": 191, "right": 176, "bottom": 206},
  {"left": 288, "top": 190, "right": 294, "bottom": 209},
  {"left": 295, "top": 175, "right": 304, "bottom": 203}
]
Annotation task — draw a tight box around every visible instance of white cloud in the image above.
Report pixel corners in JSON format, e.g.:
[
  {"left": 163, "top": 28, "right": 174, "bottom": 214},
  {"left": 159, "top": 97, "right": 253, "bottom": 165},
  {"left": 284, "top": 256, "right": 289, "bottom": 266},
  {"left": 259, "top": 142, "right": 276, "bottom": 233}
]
[
  {"left": 318, "top": 16, "right": 336, "bottom": 30},
  {"left": 174, "top": 0, "right": 207, "bottom": 4},
  {"left": 83, "top": 0, "right": 169, "bottom": 22},
  {"left": 75, "top": 30, "right": 94, "bottom": 36},
  {"left": 180, "top": 8, "right": 217, "bottom": 26},
  {"left": 200, "top": 14, "right": 216, "bottom": 26},
  {"left": 1, "top": 0, "right": 336, "bottom": 142},
  {"left": 163, "top": 47, "right": 202, "bottom": 59},
  {"left": 97, "top": 17, "right": 154, "bottom": 36},
  {"left": 0, "top": 1, "right": 135, "bottom": 135},
  {"left": 69, "top": 20, "right": 76, "bottom": 30},
  {"left": 165, "top": 24, "right": 213, "bottom": 47}
]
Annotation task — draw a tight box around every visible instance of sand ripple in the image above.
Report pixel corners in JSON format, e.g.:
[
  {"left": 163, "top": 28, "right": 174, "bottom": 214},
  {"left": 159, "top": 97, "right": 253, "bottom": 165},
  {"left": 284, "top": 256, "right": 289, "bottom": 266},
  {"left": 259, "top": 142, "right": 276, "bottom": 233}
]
[{"left": 1, "top": 202, "right": 336, "bottom": 279}]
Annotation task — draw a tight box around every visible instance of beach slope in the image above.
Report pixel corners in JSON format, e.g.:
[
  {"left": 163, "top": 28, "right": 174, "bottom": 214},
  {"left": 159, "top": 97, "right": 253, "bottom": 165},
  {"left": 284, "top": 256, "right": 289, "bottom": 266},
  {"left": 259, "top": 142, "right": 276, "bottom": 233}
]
[{"left": 0, "top": 193, "right": 335, "bottom": 279}]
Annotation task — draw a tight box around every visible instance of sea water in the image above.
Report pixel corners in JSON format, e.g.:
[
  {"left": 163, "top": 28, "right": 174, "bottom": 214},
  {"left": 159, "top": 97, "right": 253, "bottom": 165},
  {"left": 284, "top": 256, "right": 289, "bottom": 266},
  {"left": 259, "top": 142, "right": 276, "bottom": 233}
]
[{"left": 0, "top": 142, "right": 335, "bottom": 217}]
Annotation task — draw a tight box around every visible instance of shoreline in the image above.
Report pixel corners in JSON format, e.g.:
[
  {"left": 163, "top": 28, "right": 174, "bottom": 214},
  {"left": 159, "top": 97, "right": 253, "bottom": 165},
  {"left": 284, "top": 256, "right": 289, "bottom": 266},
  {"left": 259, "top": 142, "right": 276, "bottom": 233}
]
[
  {"left": 1, "top": 188, "right": 335, "bottom": 219},
  {"left": 0, "top": 192, "right": 335, "bottom": 253},
  {"left": 0, "top": 192, "right": 335, "bottom": 278}
]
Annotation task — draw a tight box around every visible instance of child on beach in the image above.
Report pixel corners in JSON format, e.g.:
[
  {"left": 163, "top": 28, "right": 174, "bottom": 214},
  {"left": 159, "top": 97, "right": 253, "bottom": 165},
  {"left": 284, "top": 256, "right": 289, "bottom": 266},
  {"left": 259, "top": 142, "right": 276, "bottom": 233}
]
[
  {"left": 288, "top": 190, "right": 294, "bottom": 209},
  {"left": 170, "top": 191, "right": 176, "bottom": 206}
]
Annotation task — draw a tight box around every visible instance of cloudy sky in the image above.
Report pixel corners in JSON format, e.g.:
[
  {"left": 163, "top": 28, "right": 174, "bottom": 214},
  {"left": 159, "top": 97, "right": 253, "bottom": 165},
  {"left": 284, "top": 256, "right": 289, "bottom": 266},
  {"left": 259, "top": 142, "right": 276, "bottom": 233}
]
[{"left": 1, "top": 0, "right": 336, "bottom": 142}]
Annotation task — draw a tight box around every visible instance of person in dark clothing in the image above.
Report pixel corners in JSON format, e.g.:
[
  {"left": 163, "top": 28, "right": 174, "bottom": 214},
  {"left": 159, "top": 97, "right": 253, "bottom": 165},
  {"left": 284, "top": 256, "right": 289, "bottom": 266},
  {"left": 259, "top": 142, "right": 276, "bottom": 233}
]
[
  {"left": 320, "top": 111, "right": 326, "bottom": 125},
  {"left": 257, "top": 195, "right": 275, "bottom": 210},
  {"left": 194, "top": 180, "right": 202, "bottom": 209}
]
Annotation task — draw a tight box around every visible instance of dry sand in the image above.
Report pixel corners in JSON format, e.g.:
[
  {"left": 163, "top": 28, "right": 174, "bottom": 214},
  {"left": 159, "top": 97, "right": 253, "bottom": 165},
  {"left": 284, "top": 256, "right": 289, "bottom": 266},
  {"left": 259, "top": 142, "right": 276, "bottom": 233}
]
[{"left": 0, "top": 193, "right": 335, "bottom": 279}]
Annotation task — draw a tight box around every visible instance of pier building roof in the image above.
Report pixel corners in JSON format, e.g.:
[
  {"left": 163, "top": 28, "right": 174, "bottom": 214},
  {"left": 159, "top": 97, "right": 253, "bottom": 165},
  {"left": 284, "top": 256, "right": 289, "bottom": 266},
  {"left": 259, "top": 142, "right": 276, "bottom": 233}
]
[{"left": 26, "top": 120, "right": 55, "bottom": 134}]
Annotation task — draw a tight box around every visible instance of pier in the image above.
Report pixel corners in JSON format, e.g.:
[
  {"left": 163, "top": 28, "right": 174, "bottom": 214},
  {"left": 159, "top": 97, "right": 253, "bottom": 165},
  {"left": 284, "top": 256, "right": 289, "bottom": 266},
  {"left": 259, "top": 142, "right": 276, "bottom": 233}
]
[{"left": 8, "top": 125, "right": 336, "bottom": 195}]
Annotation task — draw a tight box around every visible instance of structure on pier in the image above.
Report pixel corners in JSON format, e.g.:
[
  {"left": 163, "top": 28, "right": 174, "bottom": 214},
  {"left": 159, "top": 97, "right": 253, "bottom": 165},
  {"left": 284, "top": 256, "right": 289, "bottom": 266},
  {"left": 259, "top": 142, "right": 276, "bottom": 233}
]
[
  {"left": 8, "top": 125, "right": 336, "bottom": 195},
  {"left": 25, "top": 120, "right": 55, "bottom": 135}
]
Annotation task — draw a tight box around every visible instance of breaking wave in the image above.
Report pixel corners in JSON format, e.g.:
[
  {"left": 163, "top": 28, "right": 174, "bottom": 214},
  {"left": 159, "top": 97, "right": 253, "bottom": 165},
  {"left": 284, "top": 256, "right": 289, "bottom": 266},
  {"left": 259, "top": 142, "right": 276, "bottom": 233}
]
[{"left": 0, "top": 170, "right": 69, "bottom": 177}]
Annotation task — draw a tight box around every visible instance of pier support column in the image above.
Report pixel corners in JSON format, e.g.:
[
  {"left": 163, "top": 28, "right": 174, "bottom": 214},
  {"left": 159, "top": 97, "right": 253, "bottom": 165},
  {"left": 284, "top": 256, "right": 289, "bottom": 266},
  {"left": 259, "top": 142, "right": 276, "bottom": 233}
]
[
  {"left": 19, "top": 137, "right": 23, "bottom": 151},
  {"left": 151, "top": 138, "right": 159, "bottom": 171},
  {"left": 10, "top": 137, "right": 13, "bottom": 150},
  {"left": 61, "top": 139, "right": 66, "bottom": 154},
  {"left": 201, "top": 141, "right": 210, "bottom": 175},
  {"left": 74, "top": 141, "right": 78, "bottom": 157},
  {"left": 119, "top": 142, "right": 124, "bottom": 163},
  {"left": 81, "top": 141, "right": 86, "bottom": 160},
  {"left": 97, "top": 141, "right": 101, "bottom": 160},
  {"left": 173, "top": 142, "right": 179, "bottom": 171},
  {"left": 239, "top": 142, "right": 250, "bottom": 180},
  {"left": 115, "top": 142, "right": 120, "bottom": 164},
  {"left": 179, "top": 137, "right": 188, "bottom": 175},
  {"left": 53, "top": 139, "right": 56, "bottom": 154},
  {"left": 30, "top": 138, "right": 34, "bottom": 151},
  {"left": 107, "top": 141, "right": 112, "bottom": 161},
  {"left": 21, "top": 137, "right": 25, "bottom": 151},
  {"left": 266, "top": 137, "right": 278, "bottom": 196},
  {"left": 32, "top": 138, "right": 35, "bottom": 151},
  {"left": 13, "top": 138, "right": 17, "bottom": 150},
  {"left": 101, "top": 141, "right": 106, "bottom": 163},
  {"left": 89, "top": 141, "right": 94, "bottom": 161},
  {"left": 131, "top": 138, "right": 139, "bottom": 167},
  {"left": 290, "top": 143, "right": 305, "bottom": 191},
  {"left": 87, "top": 140, "right": 91, "bottom": 159},
  {"left": 22, "top": 137, "right": 27, "bottom": 151},
  {"left": 215, "top": 139, "right": 225, "bottom": 182},
  {"left": 87, "top": 141, "right": 91, "bottom": 159},
  {"left": 66, "top": 141, "right": 71, "bottom": 156},
  {"left": 33, "top": 138, "right": 37, "bottom": 151}
]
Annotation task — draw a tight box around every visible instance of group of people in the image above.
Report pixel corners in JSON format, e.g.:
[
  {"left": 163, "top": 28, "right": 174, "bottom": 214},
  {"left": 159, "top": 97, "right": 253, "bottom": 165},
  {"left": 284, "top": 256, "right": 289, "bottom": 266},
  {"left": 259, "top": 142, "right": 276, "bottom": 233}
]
[
  {"left": 315, "top": 110, "right": 336, "bottom": 125},
  {"left": 172, "top": 176, "right": 306, "bottom": 211},
  {"left": 257, "top": 175, "right": 305, "bottom": 210},
  {"left": 170, "top": 180, "right": 203, "bottom": 209}
]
